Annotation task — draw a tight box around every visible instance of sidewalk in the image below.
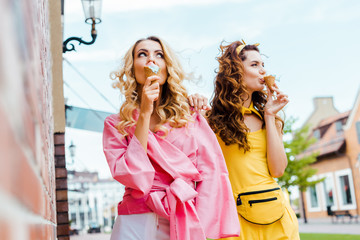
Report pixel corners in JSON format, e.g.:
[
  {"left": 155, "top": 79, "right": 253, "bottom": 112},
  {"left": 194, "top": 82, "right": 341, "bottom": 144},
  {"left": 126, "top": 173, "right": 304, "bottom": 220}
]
[
  {"left": 70, "top": 218, "right": 360, "bottom": 239},
  {"left": 71, "top": 233, "right": 110, "bottom": 240},
  {"left": 299, "top": 218, "right": 360, "bottom": 235}
]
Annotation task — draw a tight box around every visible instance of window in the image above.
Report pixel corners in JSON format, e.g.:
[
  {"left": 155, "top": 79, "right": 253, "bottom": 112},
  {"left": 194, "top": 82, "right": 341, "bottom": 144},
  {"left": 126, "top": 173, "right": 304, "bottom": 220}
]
[
  {"left": 319, "top": 173, "right": 338, "bottom": 211},
  {"left": 335, "top": 169, "right": 357, "bottom": 210},
  {"left": 306, "top": 176, "right": 322, "bottom": 212},
  {"left": 313, "top": 129, "right": 320, "bottom": 140},
  {"left": 309, "top": 185, "right": 319, "bottom": 208},
  {"left": 356, "top": 121, "right": 360, "bottom": 144},
  {"left": 339, "top": 175, "right": 352, "bottom": 205},
  {"left": 335, "top": 121, "right": 343, "bottom": 133}
]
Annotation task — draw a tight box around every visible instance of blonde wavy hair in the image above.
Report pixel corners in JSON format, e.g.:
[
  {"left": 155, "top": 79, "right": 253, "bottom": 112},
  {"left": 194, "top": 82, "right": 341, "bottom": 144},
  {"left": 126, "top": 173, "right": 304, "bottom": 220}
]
[{"left": 110, "top": 36, "right": 192, "bottom": 136}]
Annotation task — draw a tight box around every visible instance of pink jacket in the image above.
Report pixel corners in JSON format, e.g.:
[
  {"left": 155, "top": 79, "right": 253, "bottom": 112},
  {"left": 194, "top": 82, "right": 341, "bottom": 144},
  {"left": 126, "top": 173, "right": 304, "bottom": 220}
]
[{"left": 103, "top": 112, "right": 240, "bottom": 240}]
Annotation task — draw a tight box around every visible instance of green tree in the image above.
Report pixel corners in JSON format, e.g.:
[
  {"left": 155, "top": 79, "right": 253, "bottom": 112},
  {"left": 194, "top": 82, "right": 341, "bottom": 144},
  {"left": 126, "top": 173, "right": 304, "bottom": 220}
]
[{"left": 277, "top": 117, "right": 324, "bottom": 223}]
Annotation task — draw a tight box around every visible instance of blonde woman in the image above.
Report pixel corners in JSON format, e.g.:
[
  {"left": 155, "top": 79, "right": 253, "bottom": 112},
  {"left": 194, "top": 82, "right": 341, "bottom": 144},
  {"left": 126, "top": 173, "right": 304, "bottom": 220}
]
[{"left": 102, "top": 36, "right": 240, "bottom": 240}]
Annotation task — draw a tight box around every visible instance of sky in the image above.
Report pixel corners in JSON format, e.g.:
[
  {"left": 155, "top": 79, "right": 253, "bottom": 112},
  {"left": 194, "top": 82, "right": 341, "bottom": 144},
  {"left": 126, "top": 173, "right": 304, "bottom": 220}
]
[{"left": 62, "top": 0, "right": 360, "bottom": 179}]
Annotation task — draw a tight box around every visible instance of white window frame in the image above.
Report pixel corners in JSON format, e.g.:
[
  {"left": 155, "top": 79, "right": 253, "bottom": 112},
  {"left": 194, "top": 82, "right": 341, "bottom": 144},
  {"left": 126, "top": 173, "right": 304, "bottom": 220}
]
[
  {"left": 334, "top": 168, "right": 357, "bottom": 210},
  {"left": 318, "top": 172, "right": 338, "bottom": 211},
  {"left": 306, "top": 176, "right": 322, "bottom": 212}
]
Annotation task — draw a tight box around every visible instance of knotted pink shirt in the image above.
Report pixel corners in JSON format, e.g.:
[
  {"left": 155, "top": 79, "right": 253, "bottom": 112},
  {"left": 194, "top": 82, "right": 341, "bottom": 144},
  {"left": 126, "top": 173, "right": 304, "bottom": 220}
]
[{"left": 103, "top": 112, "right": 240, "bottom": 240}]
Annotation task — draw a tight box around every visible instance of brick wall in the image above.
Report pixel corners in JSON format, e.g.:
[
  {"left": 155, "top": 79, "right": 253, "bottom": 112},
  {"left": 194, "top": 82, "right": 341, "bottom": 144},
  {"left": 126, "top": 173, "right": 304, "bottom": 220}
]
[
  {"left": 345, "top": 99, "right": 360, "bottom": 215},
  {"left": 55, "top": 133, "right": 70, "bottom": 240},
  {"left": 303, "top": 97, "right": 360, "bottom": 218},
  {"left": 0, "top": 0, "right": 57, "bottom": 239}
]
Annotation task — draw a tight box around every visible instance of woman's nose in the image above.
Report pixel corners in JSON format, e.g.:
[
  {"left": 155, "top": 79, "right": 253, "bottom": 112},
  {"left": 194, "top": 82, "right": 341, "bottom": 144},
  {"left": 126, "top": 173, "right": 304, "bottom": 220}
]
[
  {"left": 148, "top": 54, "right": 155, "bottom": 63},
  {"left": 260, "top": 67, "right": 266, "bottom": 75}
]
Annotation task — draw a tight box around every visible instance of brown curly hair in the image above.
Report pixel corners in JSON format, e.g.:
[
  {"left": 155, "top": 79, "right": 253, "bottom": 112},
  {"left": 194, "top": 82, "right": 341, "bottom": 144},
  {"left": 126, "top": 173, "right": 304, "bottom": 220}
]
[{"left": 206, "top": 41, "right": 284, "bottom": 152}]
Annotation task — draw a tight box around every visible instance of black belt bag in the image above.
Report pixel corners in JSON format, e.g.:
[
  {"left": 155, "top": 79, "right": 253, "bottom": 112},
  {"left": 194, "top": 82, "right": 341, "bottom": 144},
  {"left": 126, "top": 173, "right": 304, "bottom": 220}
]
[{"left": 236, "top": 184, "right": 285, "bottom": 225}]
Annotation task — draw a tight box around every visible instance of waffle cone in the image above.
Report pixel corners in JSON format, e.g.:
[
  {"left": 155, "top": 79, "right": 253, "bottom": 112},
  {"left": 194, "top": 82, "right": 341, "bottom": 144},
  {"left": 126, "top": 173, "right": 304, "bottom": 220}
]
[
  {"left": 144, "top": 65, "right": 161, "bottom": 78},
  {"left": 264, "top": 75, "right": 275, "bottom": 90}
]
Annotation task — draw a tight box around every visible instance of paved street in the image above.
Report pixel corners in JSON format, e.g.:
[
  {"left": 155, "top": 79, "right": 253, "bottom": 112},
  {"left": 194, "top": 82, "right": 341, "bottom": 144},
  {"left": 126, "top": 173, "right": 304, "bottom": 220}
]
[
  {"left": 71, "top": 233, "right": 111, "bottom": 240},
  {"left": 70, "top": 218, "right": 360, "bottom": 239},
  {"left": 298, "top": 217, "right": 360, "bottom": 235}
]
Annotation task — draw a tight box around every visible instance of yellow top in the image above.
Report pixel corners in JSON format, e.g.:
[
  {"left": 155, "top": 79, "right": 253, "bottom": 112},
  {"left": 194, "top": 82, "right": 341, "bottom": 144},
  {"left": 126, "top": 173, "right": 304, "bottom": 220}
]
[
  {"left": 215, "top": 105, "right": 300, "bottom": 239},
  {"left": 217, "top": 129, "right": 277, "bottom": 197}
]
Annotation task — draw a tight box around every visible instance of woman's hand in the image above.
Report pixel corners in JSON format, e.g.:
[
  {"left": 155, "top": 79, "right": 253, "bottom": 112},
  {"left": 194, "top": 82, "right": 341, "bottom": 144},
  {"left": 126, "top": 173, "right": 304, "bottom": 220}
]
[
  {"left": 188, "top": 93, "right": 211, "bottom": 111},
  {"left": 264, "top": 84, "right": 289, "bottom": 177},
  {"left": 140, "top": 75, "right": 160, "bottom": 115},
  {"left": 135, "top": 75, "right": 160, "bottom": 152},
  {"left": 264, "top": 84, "right": 289, "bottom": 116}
]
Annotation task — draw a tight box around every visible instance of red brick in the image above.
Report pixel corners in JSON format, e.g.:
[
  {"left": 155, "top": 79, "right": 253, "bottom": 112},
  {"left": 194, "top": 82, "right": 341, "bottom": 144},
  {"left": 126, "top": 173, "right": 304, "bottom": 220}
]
[
  {"left": 29, "top": 224, "right": 44, "bottom": 240},
  {"left": 56, "top": 178, "right": 68, "bottom": 190},
  {"left": 57, "top": 212, "right": 69, "bottom": 224},
  {"left": 0, "top": 108, "right": 17, "bottom": 193},
  {"left": 14, "top": 153, "right": 44, "bottom": 215},
  {"left": 57, "top": 223, "right": 70, "bottom": 236},
  {"left": 22, "top": 106, "right": 37, "bottom": 162},
  {"left": 58, "top": 236, "right": 70, "bottom": 240},
  {"left": 29, "top": 222, "right": 56, "bottom": 240},
  {"left": 54, "top": 133, "right": 65, "bottom": 145},
  {"left": 0, "top": 1, "right": 62, "bottom": 240},
  {"left": 55, "top": 145, "right": 65, "bottom": 156},
  {"left": 55, "top": 157, "right": 66, "bottom": 167},
  {"left": 56, "top": 168, "right": 67, "bottom": 178},
  {"left": 41, "top": 156, "right": 51, "bottom": 193},
  {"left": 56, "top": 190, "right": 68, "bottom": 201},
  {"left": 56, "top": 201, "right": 69, "bottom": 212}
]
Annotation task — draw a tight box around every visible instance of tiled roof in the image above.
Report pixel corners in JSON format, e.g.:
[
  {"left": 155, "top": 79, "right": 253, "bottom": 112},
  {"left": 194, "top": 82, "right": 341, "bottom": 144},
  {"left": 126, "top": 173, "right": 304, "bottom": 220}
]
[
  {"left": 298, "top": 110, "right": 350, "bottom": 159},
  {"left": 317, "top": 111, "right": 351, "bottom": 128},
  {"left": 298, "top": 136, "right": 345, "bottom": 159}
]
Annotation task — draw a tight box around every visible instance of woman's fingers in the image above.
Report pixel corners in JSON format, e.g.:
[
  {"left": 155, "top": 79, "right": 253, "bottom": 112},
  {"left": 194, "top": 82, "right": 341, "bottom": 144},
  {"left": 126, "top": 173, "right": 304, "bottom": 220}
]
[
  {"left": 196, "top": 95, "right": 203, "bottom": 110},
  {"left": 144, "top": 76, "right": 160, "bottom": 87},
  {"left": 188, "top": 93, "right": 209, "bottom": 110},
  {"left": 189, "top": 95, "right": 195, "bottom": 108},
  {"left": 143, "top": 76, "right": 160, "bottom": 102}
]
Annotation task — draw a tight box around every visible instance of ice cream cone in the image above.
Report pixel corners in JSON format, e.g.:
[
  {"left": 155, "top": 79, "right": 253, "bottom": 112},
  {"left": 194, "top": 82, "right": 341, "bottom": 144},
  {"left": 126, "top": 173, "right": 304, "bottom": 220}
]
[
  {"left": 264, "top": 75, "right": 275, "bottom": 91},
  {"left": 144, "top": 63, "right": 161, "bottom": 78}
]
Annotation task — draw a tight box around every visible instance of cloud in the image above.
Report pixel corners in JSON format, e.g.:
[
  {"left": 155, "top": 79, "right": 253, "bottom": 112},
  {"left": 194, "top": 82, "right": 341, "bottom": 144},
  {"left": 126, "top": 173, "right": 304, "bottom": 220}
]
[
  {"left": 104, "top": 0, "right": 249, "bottom": 13},
  {"left": 65, "top": 0, "right": 249, "bottom": 16}
]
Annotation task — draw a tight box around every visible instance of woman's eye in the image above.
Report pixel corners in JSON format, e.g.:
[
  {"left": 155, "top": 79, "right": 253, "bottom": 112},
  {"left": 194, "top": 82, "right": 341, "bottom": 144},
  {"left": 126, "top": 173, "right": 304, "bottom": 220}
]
[
  {"left": 251, "top": 63, "right": 257, "bottom": 67},
  {"left": 156, "top": 53, "right": 164, "bottom": 58},
  {"left": 138, "top": 52, "right": 147, "bottom": 57}
]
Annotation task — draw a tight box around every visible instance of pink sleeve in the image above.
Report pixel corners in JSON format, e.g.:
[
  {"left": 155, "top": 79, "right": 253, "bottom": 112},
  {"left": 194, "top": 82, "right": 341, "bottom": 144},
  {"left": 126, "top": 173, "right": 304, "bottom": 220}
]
[
  {"left": 102, "top": 115, "right": 155, "bottom": 198},
  {"left": 193, "top": 113, "right": 240, "bottom": 238}
]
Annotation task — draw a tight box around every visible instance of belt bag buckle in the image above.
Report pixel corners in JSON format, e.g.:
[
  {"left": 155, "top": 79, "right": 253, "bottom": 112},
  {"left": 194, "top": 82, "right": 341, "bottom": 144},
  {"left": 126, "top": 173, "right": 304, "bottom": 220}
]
[{"left": 236, "top": 184, "right": 285, "bottom": 225}]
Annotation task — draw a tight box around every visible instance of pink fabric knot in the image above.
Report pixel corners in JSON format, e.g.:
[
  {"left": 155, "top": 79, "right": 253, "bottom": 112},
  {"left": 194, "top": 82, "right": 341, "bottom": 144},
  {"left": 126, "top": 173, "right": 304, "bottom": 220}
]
[
  {"left": 170, "top": 178, "right": 198, "bottom": 202},
  {"left": 145, "top": 178, "right": 206, "bottom": 240}
]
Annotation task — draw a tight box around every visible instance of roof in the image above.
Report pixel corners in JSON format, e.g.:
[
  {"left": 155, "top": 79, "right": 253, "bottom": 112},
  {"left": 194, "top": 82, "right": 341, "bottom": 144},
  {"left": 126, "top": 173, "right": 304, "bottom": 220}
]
[
  {"left": 298, "top": 135, "right": 345, "bottom": 159},
  {"left": 317, "top": 111, "right": 351, "bottom": 128},
  {"left": 298, "top": 110, "right": 349, "bottom": 159}
]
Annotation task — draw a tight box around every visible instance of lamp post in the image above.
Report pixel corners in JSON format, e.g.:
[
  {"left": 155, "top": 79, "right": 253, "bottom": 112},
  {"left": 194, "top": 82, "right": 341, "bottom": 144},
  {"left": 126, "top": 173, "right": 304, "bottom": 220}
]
[
  {"left": 69, "top": 141, "right": 76, "bottom": 165},
  {"left": 63, "top": 0, "right": 103, "bottom": 53}
]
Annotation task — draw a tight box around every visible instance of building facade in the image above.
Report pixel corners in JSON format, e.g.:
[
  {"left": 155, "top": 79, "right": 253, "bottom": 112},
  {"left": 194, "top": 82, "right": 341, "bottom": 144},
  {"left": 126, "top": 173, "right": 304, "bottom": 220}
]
[
  {"left": 300, "top": 92, "right": 360, "bottom": 218},
  {"left": 67, "top": 171, "right": 124, "bottom": 234}
]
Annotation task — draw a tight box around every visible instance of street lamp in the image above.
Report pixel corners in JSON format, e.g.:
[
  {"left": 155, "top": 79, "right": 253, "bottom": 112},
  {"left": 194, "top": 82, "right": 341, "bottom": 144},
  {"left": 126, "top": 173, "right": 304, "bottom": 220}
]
[
  {"left": 63, "top": 0, "right": 103, "bottom": 53},
  {"left": 69, "top": 141, "right": 76, "bottom": 164}
]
